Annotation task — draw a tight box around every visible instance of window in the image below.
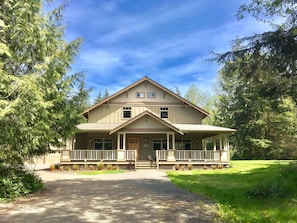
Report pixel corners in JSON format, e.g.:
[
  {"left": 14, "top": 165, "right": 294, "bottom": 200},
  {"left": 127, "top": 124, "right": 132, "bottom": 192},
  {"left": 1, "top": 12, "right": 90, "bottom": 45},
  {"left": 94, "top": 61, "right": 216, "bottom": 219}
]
[
  {"left": 95, "top": 138, "right": 113, "bottom": 150},
  {"left": 160, "top": 107, "right": 168, "bottom": 118},
  {"left": 147, "top": 92, "right": 156, "bottom": 98},
  {"left": 136, "top": 92, "right": 145, "bottom": 98},
  {"left": 152, "top": 139, "right": 167, "bottom": 150},
  {"left": 123, "top": 107, "right": 131, "bottom": 118},
  {"left": 175, "top": 139, "right": 192, "bottom": 150}
]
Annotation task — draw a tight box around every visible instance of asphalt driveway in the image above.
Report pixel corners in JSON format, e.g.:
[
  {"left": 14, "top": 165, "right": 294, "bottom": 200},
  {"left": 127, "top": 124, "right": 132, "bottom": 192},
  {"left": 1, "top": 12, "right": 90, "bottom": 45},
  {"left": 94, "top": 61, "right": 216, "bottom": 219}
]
[{"left": 0, "top": 170, "right": 218, "bottom": 223}]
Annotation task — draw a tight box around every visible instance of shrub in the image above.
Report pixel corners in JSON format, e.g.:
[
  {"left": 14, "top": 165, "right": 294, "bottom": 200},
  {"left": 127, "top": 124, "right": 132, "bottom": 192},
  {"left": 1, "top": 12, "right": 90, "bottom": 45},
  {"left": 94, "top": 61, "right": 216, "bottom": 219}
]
[
  {"left": 175, "top": 164, "right": 180, "bottom": 170},
  {"left": 89, "top": 165, "right": 95, "bottom": 170},
  {"left": 187, "top": 164, "right": 193, "bottom": 170},
  {"left": 112, "top": 165, "right": 119, "bottom": 170},
  {"left": 55, "top": 163, "right": 61, "bottom": 170},
  {"left": 49, "top": 164, "right": 55, "bottom": 171},
  {"left": 72, "top": 164, "right": 79, "bottom": 171},
  {"left": 59, "top": 166, "right": 64, "bottom": 171},
  {"left": 181, "top": 165, "right": 185, "bottom": 171},
  {"left": 97, "top": 162, "right": 104, "bottom": 170},
  {"left": 106, "top": 164, "right": 113, "bottom": 170},
  {"left": 0, "top": 166, "right": 43, "bottom": 201}
]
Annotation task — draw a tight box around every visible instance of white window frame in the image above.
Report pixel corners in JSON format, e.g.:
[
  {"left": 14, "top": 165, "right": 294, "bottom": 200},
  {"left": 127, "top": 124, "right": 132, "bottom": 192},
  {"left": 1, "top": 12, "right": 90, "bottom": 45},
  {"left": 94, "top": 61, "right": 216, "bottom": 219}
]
[
  {"left": 147, "top": 92, "right": 156, "bottom": 98},
  {"left": 160, "top": 107, "right": 169, "bottom": 119},
  {"left": 123, "top": 107, "right": 131, "bottom": 119},
  {"left": 136, "top": 92, "right": 145, "bottom": 98}
]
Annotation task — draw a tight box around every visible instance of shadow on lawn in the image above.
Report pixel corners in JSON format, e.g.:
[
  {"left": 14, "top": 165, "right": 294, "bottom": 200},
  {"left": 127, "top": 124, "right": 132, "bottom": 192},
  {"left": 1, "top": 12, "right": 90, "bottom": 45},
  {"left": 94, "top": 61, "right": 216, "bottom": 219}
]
[{"left": 0, "top": 172, "right": 219, "bottom": 223}]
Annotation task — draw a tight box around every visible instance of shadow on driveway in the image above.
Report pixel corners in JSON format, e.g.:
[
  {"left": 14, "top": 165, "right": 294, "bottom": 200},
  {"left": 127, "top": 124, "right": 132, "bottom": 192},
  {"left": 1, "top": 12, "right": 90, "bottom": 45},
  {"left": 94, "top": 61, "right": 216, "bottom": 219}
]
[{"left": 0, "top": 170, "right": 218, "bottom": 223}]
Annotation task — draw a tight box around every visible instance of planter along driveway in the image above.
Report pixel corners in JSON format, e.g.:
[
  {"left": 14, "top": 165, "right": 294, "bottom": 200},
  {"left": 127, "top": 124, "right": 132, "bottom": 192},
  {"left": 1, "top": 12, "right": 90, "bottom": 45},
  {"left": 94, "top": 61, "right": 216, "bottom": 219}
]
[{"left": 0, "top": 170, "right": 218, "bottom": 223}]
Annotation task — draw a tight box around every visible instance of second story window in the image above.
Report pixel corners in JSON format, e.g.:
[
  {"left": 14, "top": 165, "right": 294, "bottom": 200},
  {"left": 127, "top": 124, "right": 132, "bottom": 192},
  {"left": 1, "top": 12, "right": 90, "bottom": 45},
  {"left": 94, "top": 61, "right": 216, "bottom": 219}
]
[
  {"left": 160, "top": 107, "right": 168, "bottom": 119},
  {"left": 123, "top": 107, "right": 131, "bottom": 118}
]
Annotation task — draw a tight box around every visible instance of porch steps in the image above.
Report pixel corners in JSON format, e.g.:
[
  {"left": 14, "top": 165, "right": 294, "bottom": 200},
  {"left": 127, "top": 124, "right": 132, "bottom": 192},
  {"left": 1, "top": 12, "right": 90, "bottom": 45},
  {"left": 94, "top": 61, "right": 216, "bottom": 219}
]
[{"left": 135, "top": 161, "right": 157, "bottom": 169}]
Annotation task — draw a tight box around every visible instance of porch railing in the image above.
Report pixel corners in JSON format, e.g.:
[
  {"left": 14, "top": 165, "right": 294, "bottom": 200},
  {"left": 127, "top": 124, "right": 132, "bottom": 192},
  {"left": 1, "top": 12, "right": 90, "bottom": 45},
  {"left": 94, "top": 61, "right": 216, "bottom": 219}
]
[
  {"left": 157, "top": 150, "right": 228, "bottom": 161},
  {"left": 67, "top": 150, "right": 136, "bottom": 161}
]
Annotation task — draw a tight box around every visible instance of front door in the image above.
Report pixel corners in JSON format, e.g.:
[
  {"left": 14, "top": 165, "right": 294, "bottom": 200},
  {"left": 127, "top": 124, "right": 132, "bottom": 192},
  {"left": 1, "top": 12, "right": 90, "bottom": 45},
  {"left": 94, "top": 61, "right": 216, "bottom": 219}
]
[{"left": 128, "top": 137, "right": 140, "bottom": 160}]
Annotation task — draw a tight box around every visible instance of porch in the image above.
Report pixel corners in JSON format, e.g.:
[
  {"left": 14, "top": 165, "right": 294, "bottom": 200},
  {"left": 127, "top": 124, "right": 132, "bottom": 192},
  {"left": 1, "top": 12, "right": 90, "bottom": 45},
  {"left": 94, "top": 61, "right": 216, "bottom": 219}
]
[{"left": 60, "top": 149, "right": 230, "bottom": 169}]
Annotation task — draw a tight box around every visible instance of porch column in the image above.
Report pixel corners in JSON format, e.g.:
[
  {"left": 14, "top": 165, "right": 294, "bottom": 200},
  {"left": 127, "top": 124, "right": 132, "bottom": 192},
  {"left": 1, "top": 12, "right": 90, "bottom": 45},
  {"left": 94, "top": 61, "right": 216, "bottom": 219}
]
[
  {"left": 167, "top": 132, "right": 176, "bottom": 161},
  {"left": 213, "top": 137, "right": 216, "bottom": 151},
  {"left": 117, "top": 133, "right": 120, "bottom": 150},
  {"left": 123, "top": 133, "right": 126, "bottom": 150},
  {"left": 172, "top": 133, "right": 175, "bottom": 150}
]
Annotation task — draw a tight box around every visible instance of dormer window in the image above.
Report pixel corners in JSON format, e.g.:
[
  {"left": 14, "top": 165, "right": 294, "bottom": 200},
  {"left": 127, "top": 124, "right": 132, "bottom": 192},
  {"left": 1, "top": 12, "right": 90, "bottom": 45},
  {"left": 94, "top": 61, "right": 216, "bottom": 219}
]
[
  {"left": 123, "top": 107, "right": 131, "bottom": 118},
  {"left": 136, "top": 92, "right": 145, "bottom": 98},
  {"left": 160, "top": 107, "right": 168, "bottom": 118}
]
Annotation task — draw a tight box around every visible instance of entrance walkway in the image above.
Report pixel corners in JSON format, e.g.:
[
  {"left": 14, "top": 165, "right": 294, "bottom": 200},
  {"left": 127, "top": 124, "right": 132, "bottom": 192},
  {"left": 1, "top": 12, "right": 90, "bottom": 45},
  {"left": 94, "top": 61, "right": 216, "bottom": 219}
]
[{"left": 0, "top": 170, "right": 218, "bottom": 223}]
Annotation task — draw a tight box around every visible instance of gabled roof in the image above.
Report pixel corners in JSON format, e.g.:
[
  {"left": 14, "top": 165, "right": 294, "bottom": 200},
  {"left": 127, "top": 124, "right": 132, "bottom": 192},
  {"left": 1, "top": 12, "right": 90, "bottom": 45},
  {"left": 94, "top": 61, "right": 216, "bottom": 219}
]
[
  {"left": 82, "top": 76, "right": 209, "bottom": 118},
  {"left": 109, "top": 110, "right": 184, "bottom": 135}
]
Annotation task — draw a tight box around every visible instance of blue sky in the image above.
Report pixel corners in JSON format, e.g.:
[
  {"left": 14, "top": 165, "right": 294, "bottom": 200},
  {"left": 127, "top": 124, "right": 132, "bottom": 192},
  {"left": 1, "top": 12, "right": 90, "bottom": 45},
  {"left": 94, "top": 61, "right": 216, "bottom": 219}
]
[{"left": 57, "top": 0, "right": 272, "bottom": 103}]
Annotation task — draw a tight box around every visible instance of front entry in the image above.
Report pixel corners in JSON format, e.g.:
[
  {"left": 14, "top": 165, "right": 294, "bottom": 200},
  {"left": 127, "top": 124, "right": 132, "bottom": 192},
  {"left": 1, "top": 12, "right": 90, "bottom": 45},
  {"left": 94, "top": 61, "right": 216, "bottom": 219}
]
[{"left": 128, "top": 137, "right": 140, "bottom": 160}]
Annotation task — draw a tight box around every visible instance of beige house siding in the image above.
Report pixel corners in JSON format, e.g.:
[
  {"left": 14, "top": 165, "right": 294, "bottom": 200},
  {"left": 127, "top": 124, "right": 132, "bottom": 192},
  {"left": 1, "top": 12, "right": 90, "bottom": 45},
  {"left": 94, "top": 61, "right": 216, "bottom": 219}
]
[{"left": 88, "top": 104, "right": 202, "bottom": 124}]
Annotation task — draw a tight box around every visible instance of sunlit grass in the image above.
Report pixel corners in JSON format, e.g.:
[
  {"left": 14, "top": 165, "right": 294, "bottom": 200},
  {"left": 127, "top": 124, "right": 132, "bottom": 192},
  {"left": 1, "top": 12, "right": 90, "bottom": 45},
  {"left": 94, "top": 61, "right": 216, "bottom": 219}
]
[
  {"left": 80, "top": 169, "right": 125, "bottom": 175},
  {"left": 167, "top": 160, "right": 297, "bottom": 222}
]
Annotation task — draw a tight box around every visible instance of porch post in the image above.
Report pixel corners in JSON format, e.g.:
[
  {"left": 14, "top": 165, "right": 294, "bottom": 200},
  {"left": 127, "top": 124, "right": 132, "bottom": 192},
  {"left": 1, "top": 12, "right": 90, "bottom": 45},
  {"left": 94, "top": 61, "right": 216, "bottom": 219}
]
[
  {"left": 117, "top": 133, "right": 120, "bottom": 149},
  {"left": 172, "top": 133, "right": 175, "bottom": 150},
  {"left": 213, "top": 138, "right": 216, "bottom": 151},
  {"left": 123, "top": 133, "right": 126, "bottom": 150},
  {"left": 166, "top": 132, "right": 176, "bottom": 161}
]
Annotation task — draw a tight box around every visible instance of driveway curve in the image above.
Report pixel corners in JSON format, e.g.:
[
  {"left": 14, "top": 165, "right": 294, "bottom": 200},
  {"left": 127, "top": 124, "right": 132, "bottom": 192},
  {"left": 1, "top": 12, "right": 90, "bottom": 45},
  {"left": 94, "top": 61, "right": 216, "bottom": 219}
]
[{"left": 0, "top": 170, "right": 218, "bottom": 223}]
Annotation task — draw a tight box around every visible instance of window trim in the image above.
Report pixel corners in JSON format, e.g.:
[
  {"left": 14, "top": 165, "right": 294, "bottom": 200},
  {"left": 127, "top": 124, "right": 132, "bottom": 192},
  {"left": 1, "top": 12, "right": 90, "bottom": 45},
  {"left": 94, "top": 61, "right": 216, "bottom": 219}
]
[
  {"left": 160, "top": 107, "right": 169, "bottom": 119},
  {"left": 135, "top": 92, "right": 145, "bottom": 98},
  {"left": 94, "top": 138, "right": 113, "bottom": 150},
  {"left": 147, "top": 92, "right": 156, "bottom": 98},
  {"left": 122, "top": 107, "right": 131, "bottom": 119}
]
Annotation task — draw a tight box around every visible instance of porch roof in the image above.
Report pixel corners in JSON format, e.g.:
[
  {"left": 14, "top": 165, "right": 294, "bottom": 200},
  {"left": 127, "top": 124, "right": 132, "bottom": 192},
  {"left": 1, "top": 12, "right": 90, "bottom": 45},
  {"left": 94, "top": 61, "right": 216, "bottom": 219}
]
[
  {"left": 174, "top": 124, "right": 236, "bottom": 134},
  {"left": 76, "top": 123, "right": 119, "bottom": 131}
]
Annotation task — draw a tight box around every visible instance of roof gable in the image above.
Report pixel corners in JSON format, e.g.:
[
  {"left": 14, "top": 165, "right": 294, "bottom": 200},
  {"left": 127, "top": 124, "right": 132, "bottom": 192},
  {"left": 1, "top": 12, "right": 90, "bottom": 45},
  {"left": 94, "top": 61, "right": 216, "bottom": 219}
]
[{"left": 83, "top": 76, "right": 209, "bottom": 118}]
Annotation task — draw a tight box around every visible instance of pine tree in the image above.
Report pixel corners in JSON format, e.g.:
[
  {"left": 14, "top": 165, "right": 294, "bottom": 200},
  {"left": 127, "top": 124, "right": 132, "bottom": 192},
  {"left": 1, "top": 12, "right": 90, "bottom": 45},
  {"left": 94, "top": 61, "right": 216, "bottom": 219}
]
[{"left": 0, "top": 0, "right": 85, "bottom": 167}]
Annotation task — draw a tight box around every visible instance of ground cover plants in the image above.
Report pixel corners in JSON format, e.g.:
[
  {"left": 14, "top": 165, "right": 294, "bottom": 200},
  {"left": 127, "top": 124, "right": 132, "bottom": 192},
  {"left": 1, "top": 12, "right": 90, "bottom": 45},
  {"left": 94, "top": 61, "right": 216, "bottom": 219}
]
[{"left": 167, "top": 160, "right": 297, "bottom": 222}]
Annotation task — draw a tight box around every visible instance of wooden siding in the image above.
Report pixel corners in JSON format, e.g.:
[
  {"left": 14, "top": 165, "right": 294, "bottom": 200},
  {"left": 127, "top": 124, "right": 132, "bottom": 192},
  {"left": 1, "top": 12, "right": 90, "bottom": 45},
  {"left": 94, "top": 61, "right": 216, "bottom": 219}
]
[{"left": 88, "top": 104, "right": 202, "bottom": 124}]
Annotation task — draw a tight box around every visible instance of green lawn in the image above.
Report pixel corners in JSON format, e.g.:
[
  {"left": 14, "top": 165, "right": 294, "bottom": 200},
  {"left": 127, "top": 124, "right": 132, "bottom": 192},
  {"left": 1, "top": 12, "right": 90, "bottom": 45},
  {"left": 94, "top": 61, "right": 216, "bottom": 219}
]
[{"left": 167, "top": 160, "right": 297, "bottom": 223}]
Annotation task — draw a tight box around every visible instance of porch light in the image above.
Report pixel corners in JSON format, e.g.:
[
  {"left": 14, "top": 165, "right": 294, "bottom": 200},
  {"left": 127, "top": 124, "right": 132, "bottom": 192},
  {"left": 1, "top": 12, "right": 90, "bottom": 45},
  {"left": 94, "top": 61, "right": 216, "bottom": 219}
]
[
  {"left": 89, "top": 138, "right": 92, "bottom": 143},
  {"left": 144, "top": 137, "right": 148, "bottom": 143}
]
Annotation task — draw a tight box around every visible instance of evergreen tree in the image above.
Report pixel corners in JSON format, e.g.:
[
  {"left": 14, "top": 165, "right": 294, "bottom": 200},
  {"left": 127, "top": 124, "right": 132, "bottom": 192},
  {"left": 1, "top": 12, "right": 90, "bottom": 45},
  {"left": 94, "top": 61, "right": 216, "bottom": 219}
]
[
  {"left": 184, "top": 84, "right": 215, "bottom": 125},
  {"left": 0, "top": 0, "right": 85, "bottom": 168}
]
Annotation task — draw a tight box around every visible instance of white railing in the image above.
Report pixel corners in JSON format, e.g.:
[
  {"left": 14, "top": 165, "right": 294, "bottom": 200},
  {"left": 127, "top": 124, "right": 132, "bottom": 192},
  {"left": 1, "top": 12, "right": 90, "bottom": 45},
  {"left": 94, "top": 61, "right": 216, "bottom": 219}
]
[
  {"left": 68, "top": 150, "right": 136, "bottom": 161},
  {"left": 158, "top": 150, "right": 168, "bottom": 160},
  {"left": 156, "top": 150, "right": 228, "bottom": 161},
  {"left": 125, "top": 150, "right": 136, "bottom": 161}
]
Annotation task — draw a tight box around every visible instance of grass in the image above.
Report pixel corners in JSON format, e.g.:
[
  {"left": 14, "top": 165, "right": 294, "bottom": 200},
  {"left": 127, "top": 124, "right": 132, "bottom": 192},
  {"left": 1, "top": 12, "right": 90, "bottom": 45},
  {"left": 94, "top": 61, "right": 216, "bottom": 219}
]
[
  {"left": 167, "top": 160, "right": 297, "bottom": 223},
  {"left": 79, "top": 169, "right": 125, "bottom": 175}
]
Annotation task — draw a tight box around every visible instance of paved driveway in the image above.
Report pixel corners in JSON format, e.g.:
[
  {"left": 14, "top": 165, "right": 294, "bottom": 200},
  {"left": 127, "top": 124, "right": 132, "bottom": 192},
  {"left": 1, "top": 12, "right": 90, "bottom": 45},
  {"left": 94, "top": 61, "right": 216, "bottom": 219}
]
[{"left": 0, "top": 170, "right": 218, "bottom": 223}]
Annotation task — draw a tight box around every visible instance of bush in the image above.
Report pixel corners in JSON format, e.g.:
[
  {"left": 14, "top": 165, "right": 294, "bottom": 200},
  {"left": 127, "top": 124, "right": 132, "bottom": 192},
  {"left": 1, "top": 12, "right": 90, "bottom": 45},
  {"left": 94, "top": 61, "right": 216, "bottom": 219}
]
[
  {"left": 187, "top": 164, "right": 193, "bottom": 170},
  {"left": 97, "top": 162, "right": 104, "bottom": 170},
  {"left": 89, "top": 165, "right": 95, "bottom": 170},
  {"left": 175, "top": 164, "right": 180, "bottom": 170},
  {"left": 72, "top": 164, "right": 79, "bottom": 171},
  {"left": 106, "top": 164, "right": 113, "bottom": 170},
  {"left": 0, "top": 165, "right": 43, "bottom": 201}
]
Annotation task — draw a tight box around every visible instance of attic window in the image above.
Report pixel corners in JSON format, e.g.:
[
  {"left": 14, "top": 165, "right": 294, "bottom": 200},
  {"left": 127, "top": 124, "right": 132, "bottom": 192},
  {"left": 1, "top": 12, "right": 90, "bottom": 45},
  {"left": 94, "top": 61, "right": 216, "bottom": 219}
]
[
  {"left": 147, "top": 92, "right": 156, "bottom": 98},
  {"left": 160, "top": 107, "right": 168, "bottom": 119},
  {"left": 136, "top": 92, "right": 145, "bottom": 98},
  {"left": 123, "top": 107, "right": 131, "bottom": 118}
]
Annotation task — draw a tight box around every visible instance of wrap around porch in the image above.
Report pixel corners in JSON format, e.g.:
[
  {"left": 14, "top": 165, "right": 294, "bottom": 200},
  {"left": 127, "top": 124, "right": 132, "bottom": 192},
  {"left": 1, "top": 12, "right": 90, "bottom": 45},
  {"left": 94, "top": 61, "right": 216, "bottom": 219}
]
[{"left": 60, "top": 133, "right": 230, "bottom": 169}]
